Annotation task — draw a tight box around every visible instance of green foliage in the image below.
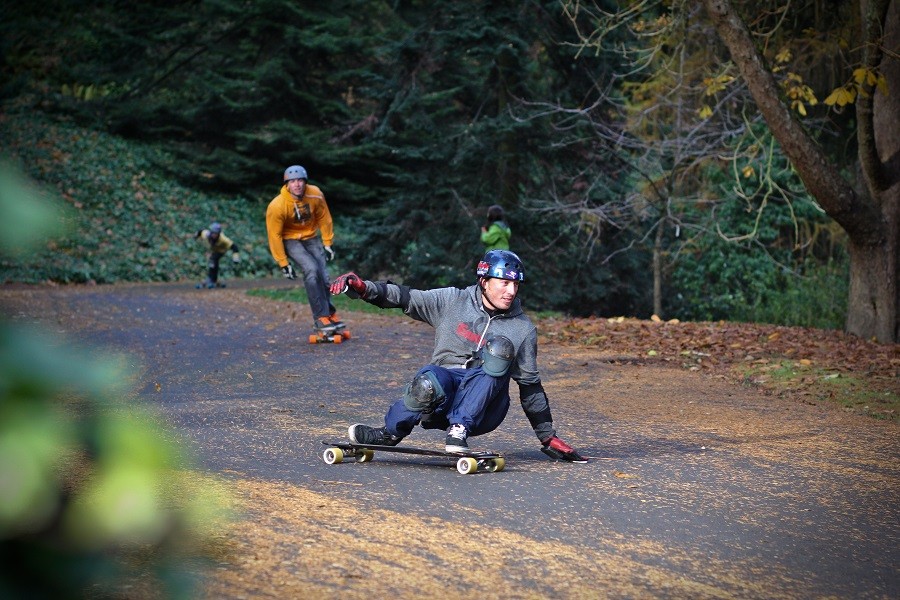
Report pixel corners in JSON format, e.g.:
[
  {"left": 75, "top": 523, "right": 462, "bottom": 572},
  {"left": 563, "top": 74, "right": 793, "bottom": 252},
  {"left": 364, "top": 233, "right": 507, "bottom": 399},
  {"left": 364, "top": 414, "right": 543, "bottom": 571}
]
[
  {"left": 0, "top": 162, "right": 67, "bottom": 255},
  {"left": 0, "top": 111, "right": 274, "bottom": 284},
  {"left": 670, "top": 241, "right": 848, "bottom": 329},
  {"left": 667, "top": 156, "right": 849, "bottom": 329},
  {"left": 0, "top": 0, "right": 854, "bottom": 330},
  {"left": 668, "top": 122, "right": 850, "bottom": 329},
  {"left": 0, "top": 160, "right": 230, "bottom": 598}
]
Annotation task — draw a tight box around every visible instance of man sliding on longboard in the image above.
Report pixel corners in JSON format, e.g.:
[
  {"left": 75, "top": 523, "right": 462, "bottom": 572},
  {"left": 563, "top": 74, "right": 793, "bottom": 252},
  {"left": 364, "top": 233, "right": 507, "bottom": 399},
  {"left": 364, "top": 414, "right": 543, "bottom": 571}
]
[{"left": 330, "top": 250, "right": 586, "bottom": 463}]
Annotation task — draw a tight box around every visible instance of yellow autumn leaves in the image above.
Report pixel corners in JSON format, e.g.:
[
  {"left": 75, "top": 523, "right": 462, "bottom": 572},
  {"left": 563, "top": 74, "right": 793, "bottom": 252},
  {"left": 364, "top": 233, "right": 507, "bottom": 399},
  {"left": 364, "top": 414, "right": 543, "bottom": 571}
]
[
  {"left": 698, "top": 47, "right": 887, "bottom": 119},
  {"left": 781, "top": 72, "right": 818, "bottom": 116},
  {"left": 824, "top": 67, "right": 889, "bottom": 107}
]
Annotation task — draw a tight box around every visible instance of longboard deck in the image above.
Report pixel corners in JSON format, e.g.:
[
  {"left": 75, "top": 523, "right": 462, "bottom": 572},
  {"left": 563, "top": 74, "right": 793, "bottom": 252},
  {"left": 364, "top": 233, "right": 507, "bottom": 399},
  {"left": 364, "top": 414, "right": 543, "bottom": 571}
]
[
  {"left": 322, "top": 440, "right": 501, "bottom": 458},
  {"left": 309, "top": 328, "right": 351, "bottom": 344},
  {"left": 321, "top": 440, "right": 505, "bottom": 474}
]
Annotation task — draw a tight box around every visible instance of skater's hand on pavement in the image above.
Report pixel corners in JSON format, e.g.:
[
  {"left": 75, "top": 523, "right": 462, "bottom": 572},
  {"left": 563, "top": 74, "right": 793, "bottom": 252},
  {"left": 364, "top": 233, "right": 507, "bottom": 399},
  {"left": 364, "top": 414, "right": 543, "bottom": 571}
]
[
  {"left": 324, "top": 245, "right": 335, "bottom": 261},
  {"left": 281, "top": 264, "right": 297, "bottom": 279},
  {"left": 331, "top": 272, "right": 367, "bottom": 297},
  {"left": 541, "top": 435, "right": 587, "bottom": 463}
]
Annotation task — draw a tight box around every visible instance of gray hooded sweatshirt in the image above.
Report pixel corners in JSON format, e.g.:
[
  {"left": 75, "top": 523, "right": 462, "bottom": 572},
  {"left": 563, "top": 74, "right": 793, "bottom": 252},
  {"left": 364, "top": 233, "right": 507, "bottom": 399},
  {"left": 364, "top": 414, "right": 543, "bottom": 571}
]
[{"left": 360, "top": 280, "right": 556, "bottom": 441}]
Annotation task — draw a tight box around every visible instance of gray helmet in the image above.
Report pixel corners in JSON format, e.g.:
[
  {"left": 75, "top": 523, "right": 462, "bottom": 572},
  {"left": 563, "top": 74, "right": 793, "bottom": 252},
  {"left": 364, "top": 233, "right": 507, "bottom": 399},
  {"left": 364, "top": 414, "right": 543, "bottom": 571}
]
[
  {"left": 283, "top": 165, "right": 308, "bottom": 181},
  {"left": 209, "top": 222, "right": 223, "bottom": 234},
  {"left": 476, "top": 250, "right": 524, "bottom": 281},
  {"left": 481, "top": 335, "right": 515, "bottom": 377}
]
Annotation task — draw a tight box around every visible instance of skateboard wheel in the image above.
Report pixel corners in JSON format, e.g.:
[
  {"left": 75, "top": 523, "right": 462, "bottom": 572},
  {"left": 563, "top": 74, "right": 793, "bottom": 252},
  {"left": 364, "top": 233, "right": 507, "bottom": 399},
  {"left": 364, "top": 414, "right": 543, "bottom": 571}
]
[
  {"left": 323, "top": 448, "right": 344, "bottom": 464},
  {"left": 332, "top": 335, "right": 342, "bottom": 344},
  {"left": 485, "top": 458, "right": 506, "bottom": 473},
  {"left": 356, "top": 449, "right": 374, "bottom": 463},
  {"left": 308, "top": 334, "right": 318, "bottom": 344},
  {"left": 341, "top": 330, "right": 351, "bottom": 340},
  {"left": 456, "top": 457, "right": 478, "bottom": 475}
]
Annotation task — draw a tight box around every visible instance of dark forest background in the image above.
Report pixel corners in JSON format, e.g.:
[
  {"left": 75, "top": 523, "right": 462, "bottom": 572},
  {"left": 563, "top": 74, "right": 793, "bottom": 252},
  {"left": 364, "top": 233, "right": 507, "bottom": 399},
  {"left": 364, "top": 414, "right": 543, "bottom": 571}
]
[{"left": 1, "top": 0, "right": 850, "bottom": 328}]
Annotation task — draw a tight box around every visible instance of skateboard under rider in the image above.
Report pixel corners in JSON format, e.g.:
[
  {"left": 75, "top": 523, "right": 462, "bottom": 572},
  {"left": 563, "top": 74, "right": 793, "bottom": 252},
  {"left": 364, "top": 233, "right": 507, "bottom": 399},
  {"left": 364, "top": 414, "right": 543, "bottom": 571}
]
[
  {"left": 320, "top": 440, "right": 505, "bottom": 475},
  {"left": 309, "top": 322, "right": 351, "bottom": 344}
]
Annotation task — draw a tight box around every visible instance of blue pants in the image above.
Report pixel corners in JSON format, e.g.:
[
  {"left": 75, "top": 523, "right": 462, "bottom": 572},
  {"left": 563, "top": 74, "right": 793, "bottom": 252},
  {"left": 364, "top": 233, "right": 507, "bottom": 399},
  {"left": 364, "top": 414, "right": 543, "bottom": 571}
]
[
  {"left": 284, "top": 238, "right": 335, "bottom": 320},
  {"left": 384, "top": 365, "right": 511, "bottom": 438}
]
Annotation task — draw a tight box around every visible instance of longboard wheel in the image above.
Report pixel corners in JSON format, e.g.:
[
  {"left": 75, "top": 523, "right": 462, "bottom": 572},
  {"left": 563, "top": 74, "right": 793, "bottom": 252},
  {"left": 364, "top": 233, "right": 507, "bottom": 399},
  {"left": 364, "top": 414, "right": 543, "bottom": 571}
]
[
  {"left": 357, "top": 449, "right": 374, "bottom": 463},
  {"left": 308, "top": 334, "right": 318, "bottom": 344},
  {"left": 456, "top": 457, "right": 478, "bottom": 475},
  {"left": 323, "top": 447, "right": 344, "bottom": 464},
  {"left": 484, "top": 457, "right": 505, "bottom": 472},
  {"left": 340, "top": 330, "right": 351, "bottom": 340},
  {"left": 332, "top": 334, "right": 342, "bottom": 344}
]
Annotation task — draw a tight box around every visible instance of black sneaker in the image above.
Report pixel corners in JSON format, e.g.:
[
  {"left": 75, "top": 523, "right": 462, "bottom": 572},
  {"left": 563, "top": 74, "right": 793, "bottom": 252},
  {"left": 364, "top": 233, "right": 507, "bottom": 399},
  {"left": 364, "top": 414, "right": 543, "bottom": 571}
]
[
  {"left": 445, "top": 423, "right": 469, "bottom": 452},
  {"left": 348, "top": 424, "right": 402, "bottom": 446}
]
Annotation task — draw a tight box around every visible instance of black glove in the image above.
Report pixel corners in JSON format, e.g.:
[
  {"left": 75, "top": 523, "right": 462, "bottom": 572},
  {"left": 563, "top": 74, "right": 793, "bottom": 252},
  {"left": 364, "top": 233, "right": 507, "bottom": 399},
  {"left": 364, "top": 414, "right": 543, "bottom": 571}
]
[
  {"left": 330, "top": 272, "right": 367, "bottom": 297},
  {"left": 281, "top": 264, "right": 297, "bottom": 280},
  {"left": 541, "top": 436, "right": 587, "bottom": 463}
]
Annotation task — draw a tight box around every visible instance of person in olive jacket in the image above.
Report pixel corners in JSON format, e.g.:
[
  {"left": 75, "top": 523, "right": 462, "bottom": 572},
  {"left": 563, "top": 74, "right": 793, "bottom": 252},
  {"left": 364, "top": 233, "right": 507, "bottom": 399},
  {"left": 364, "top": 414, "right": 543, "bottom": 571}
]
[{"left": 195, "top": 222, "right": 240, "bottom": 289}]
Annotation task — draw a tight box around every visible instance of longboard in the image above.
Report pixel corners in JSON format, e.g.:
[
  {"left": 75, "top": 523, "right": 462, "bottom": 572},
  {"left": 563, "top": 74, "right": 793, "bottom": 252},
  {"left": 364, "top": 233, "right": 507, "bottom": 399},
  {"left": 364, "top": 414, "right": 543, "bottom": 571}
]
[
  {"left": 309, "top": 326, "right": 351, "bottom": 344},
  {"left": 321, "top": 440, "right": 505, "bottom": 475}
]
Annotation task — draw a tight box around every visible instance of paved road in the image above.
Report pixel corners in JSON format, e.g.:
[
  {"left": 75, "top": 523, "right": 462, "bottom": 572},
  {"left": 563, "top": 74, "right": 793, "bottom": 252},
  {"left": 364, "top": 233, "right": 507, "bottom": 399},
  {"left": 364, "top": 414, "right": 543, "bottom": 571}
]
[{"left": 2, "top": 280, "right": 897, "bottom": 599}]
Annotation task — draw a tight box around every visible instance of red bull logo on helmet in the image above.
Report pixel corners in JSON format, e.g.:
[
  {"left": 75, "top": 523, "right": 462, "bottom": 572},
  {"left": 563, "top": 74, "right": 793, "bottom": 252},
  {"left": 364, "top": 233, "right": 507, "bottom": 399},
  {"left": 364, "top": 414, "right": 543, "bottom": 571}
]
[{"left": 477, "top": 251, "right": 525, "bottom": 281}]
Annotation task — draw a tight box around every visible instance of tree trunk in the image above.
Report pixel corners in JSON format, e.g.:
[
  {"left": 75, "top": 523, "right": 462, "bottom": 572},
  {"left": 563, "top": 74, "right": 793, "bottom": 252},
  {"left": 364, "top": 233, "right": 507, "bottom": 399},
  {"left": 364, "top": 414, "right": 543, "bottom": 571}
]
[
  {"left": 653, "top": 218, "right": 664, "bottom": 318},
  {"left": 847, "top": 231, "right": 898, "bottom": 342},
  {"left": 703, "top": 0, "right": 900, "bottom": 342},
  {"left": 850, "top": 0, "right": 900, "bottom": 342},
  {"left": 496, "top": 46, "right": 520, "bottom": 209}
]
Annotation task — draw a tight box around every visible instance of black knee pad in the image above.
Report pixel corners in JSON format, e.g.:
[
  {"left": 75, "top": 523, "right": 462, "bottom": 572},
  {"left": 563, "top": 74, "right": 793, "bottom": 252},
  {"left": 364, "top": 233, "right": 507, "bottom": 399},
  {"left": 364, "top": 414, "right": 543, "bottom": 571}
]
[
  {"left": 482, "top": 335, "right": 515, "bottom": 377},
  {"left": 402, "top": 371, "right": 445, "bottom": 413}
]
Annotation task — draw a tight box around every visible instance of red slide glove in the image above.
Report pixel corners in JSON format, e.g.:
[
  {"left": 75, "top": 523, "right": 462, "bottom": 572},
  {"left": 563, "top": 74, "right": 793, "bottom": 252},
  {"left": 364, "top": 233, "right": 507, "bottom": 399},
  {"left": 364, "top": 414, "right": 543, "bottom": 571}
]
[
  {"left": 331, "top": 272, "right": 367, "bottom": 297},
  {"left": 541, "top": 436, "right": 587, "bottom": 463}
]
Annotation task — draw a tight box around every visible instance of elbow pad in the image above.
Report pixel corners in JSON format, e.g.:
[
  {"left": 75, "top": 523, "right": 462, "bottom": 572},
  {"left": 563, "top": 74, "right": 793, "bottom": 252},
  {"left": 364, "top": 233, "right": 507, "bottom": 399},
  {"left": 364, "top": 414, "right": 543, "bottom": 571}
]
[
  {"left": 364, "top": 281, "right": 412, "bottom": 310},
  {"left": 519, "top": 382, "right": 553, "bottom": 429}
]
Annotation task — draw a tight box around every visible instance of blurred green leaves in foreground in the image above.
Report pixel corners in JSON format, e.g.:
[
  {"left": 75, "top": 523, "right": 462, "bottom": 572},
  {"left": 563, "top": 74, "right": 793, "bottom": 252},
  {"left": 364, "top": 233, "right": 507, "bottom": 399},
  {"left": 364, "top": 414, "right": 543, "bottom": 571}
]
[{"left": 0, "top": 161, "right": 231, "bottom": 598}]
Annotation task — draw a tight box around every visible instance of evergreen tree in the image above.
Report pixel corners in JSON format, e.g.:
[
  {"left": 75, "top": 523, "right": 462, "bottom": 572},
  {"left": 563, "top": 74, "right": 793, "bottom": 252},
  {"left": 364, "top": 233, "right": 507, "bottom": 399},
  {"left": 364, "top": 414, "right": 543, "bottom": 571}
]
[{"left": 1, "top": 1, "right": 658, "bottom": 314}]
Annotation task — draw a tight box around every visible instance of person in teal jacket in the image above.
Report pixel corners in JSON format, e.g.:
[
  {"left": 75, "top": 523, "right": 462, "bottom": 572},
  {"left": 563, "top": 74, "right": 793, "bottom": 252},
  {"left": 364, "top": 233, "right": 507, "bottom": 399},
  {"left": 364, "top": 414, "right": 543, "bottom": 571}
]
[{"left": 480, "top": 205, "right": 511, "bottom": 251}]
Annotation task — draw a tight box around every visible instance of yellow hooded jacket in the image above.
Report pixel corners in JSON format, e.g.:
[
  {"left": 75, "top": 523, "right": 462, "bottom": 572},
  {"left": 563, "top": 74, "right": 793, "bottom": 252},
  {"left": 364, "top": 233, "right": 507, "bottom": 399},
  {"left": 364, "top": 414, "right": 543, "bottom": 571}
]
[
  {"left": 198, "top": 230, "right": 236, "bottom": 254},
  {"left": 265, "top": 183, "right": 334, "bottom": 268}
]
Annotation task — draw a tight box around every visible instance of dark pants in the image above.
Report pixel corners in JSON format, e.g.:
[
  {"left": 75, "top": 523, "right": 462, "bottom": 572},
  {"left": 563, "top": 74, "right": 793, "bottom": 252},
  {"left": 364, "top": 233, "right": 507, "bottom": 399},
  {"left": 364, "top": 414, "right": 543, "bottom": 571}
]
[
  {"left": 206, "top": 252, "right": 223, "bottom": 283},
  {"left": 384, "top": 365, "right": 511, "bottom": 438},
  {"left": 284, "top": 238, "right": 335, "bottom": 319}
]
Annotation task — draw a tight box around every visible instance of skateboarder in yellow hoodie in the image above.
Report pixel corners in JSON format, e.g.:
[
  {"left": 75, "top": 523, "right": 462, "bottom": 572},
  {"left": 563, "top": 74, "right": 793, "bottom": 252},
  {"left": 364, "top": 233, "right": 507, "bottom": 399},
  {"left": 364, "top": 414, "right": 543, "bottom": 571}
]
[{"left": 266, "top": 165, "right": 342, "bottom": 332}]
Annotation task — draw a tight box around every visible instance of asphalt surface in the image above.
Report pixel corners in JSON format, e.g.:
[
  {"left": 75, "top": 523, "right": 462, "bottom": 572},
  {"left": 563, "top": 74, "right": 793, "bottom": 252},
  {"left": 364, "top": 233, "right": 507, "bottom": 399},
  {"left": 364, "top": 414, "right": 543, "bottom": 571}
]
[{"left": 2, "top": 279, "right": 897, "bottom": 599}]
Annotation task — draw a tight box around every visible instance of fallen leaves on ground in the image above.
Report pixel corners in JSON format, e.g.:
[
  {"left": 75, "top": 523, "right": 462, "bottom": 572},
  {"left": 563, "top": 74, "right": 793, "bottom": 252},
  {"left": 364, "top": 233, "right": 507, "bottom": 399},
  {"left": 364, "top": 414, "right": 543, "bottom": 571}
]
[{"left": 538, "top": 316, "right": 899, "bottom": 421}]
